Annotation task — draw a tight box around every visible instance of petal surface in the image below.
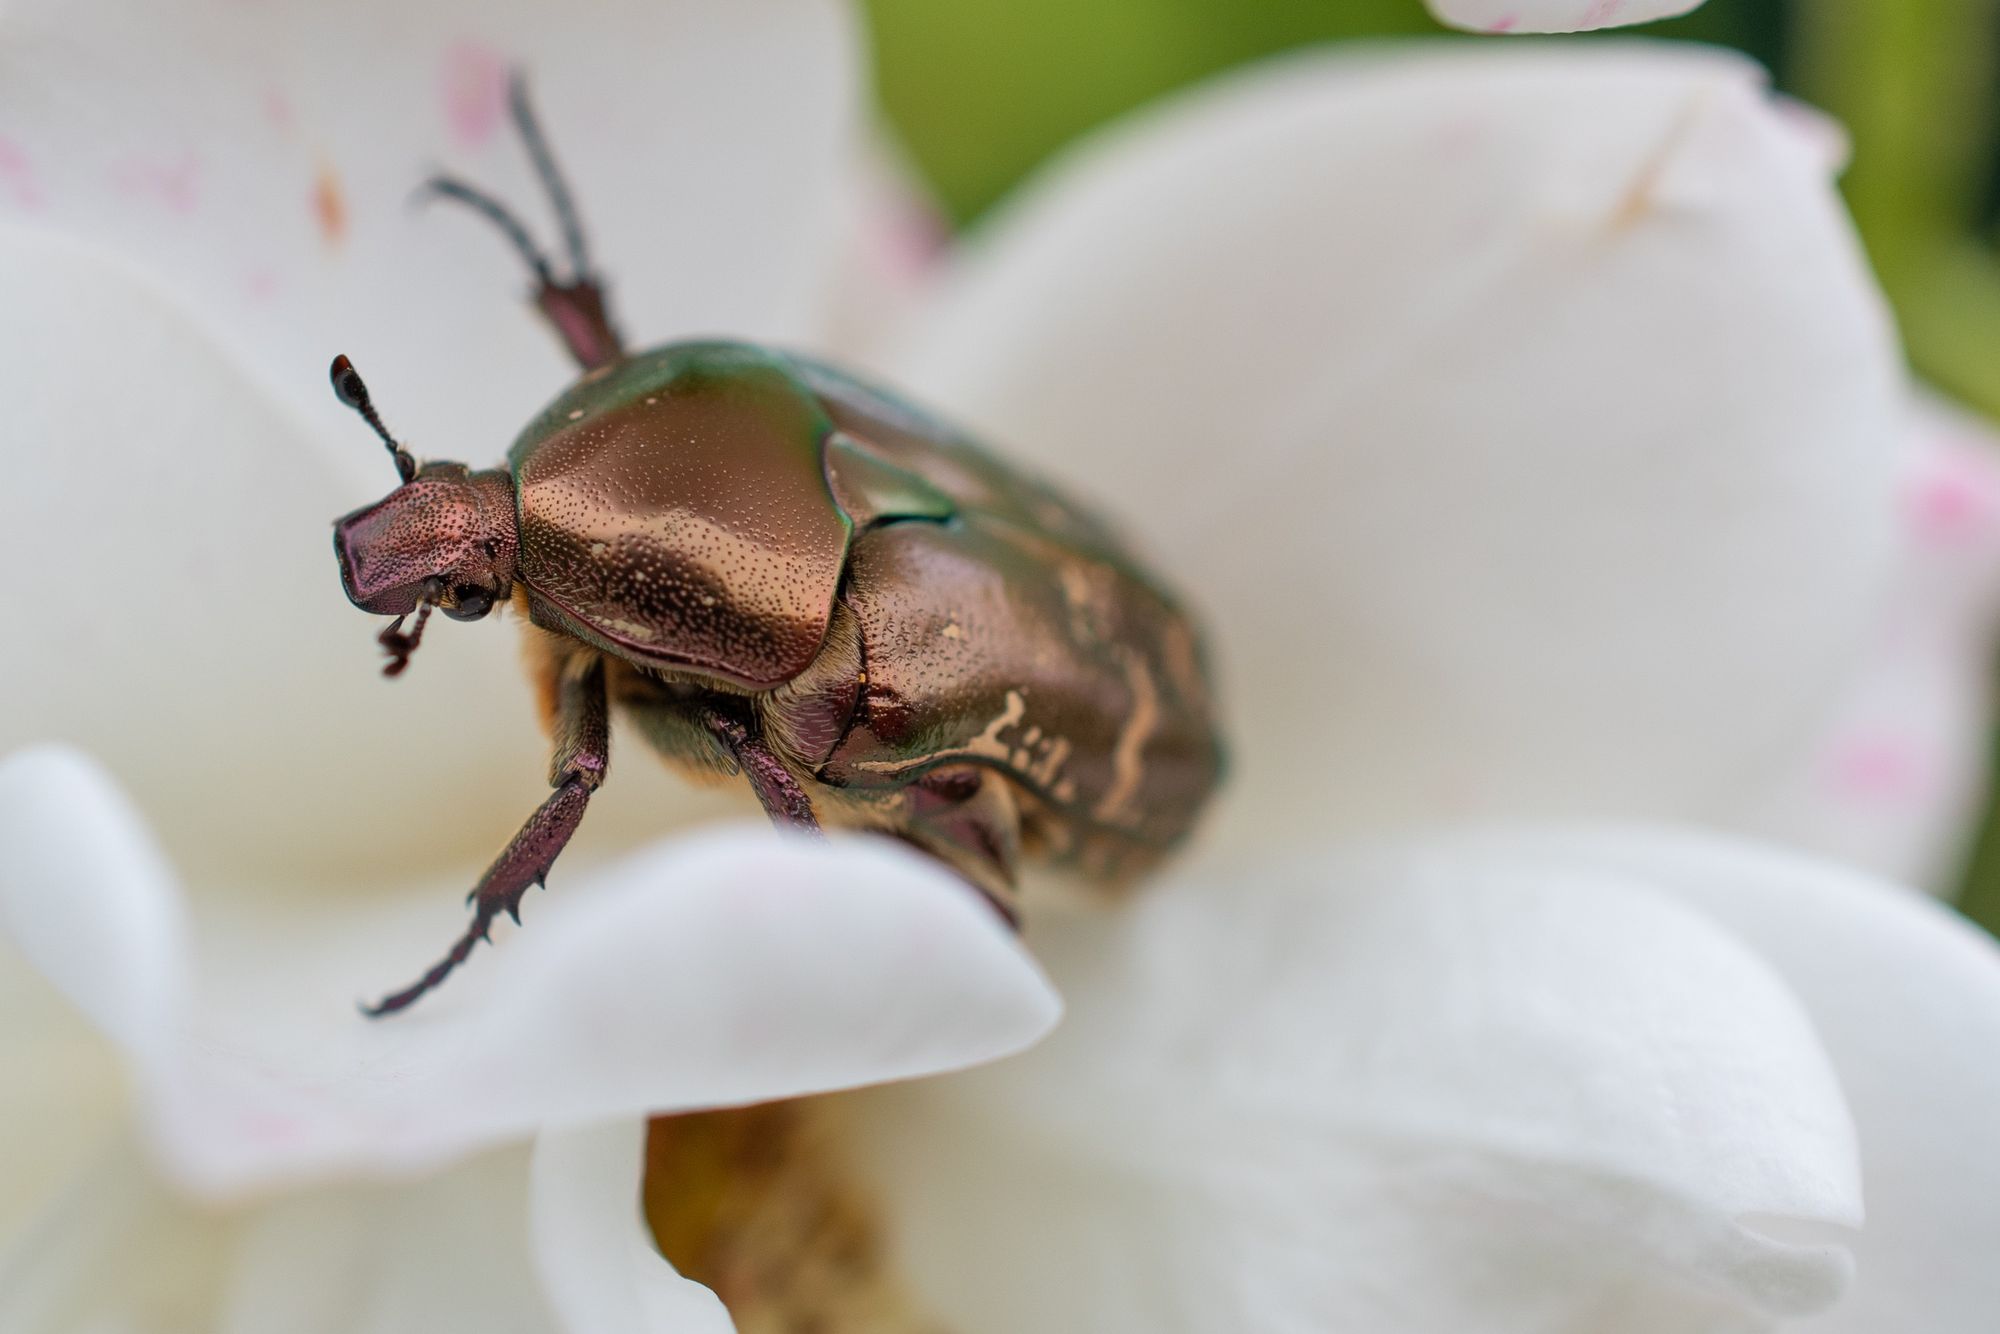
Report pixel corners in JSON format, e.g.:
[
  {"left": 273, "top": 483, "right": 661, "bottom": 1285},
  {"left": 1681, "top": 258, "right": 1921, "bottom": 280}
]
[
  {"left": 532, "top": 1120, "right": 735, "bottom": 1334},
  {"left": 215, "top": 1145, "right": 557, "bottom": 1334},
  {"left": 0, "top": 934, "right": 120, "bottom": 1250},
  {"left": 0, "top": 746, "right": 1060, "bottom": 1197},
  {"left": 1478, "top": 828, "right": 2000, "bottom": 1333},
  {"left": 1726, "top": 397, "right": 2000, "bottom": 890},
  {"left": 0, "top": 1137, "right": 564, "bottom": 1334},
  {"left": 0, "top": 0, "right": 860, "bottom": 458},
  {"left": 816, "top": 135, "right": 952, "bottom": 373},
  {"left": 888, "top": 45, "right": 1903, "bottom": 855},
  {"left": 0, "top": 230, "right": 554, "bottom": 884},
  {"left": 0, "top": 1139, "right": 237, "bottom": 1334},
  {"left": 1428, "top": 0, "right": 1704, "bottom": 33},
  {"left": 0, "top": 741, "right": 163, "bottom": 1242},
  {"left": 0, "top": 0, "right": 861, "bottom": 883},
  {"left": 857, "top": 834, "right": 1861, "bottom": 1333}
]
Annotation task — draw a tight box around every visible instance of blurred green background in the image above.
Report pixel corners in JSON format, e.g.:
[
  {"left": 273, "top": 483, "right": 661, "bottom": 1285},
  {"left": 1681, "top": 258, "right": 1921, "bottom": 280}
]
[
  {"left": 861, "top": 0, "right": 2000, "bottom": 931},
  {"left": 865, "top": 0, "right": 1786, "bottom": 224}
]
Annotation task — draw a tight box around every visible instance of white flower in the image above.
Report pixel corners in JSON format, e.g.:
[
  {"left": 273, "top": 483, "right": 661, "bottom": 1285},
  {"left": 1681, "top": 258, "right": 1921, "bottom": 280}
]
[
  {"left": 5, "top": 9, "right": 2000, "bottom": 1334},
  {"left": 883, "top": 44, "right": 1929, "bottom": 870},
  {"left": 0, "top": 748, "right": 1050, "bottom": 1332},
  {"left": 0, "top": 2, "right": 1054, "bottom": 1328},
  {"left": 1736, "top": 396, "right": 2000, "bottom": 887},
  {"left": 853, "top": 41, "right": 2000, "bottom": 1332},
  {"left": 859, "top": 827, "right": 2000, "bottom": 1332},
  {"left": 1427, "top": 0, "right": 1706, "bottom": 34}
]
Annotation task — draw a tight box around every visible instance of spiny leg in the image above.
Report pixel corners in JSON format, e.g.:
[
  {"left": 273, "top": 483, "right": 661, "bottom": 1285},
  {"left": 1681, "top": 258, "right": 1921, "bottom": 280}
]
[
  {"left": 362, "top": 657, "right": 610, "bottom": 1017},
  {"left": 703, "top": 709, "right": 824, "bottom": 836},
  {"left": 415, "top": 70, "right": 624, "bottom": 370}
]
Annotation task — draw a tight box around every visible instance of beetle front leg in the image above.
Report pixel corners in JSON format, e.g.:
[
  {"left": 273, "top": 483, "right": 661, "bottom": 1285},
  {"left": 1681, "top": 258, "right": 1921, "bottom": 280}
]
[{"left": 362, "top": 657, "right": 609, "bottom": 1017}]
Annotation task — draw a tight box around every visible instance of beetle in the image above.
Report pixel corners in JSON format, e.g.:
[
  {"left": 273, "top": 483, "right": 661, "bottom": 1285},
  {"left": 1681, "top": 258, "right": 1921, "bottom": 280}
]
[{"left": 332, "top": 76, "right": 1224, "bottom": 1015}]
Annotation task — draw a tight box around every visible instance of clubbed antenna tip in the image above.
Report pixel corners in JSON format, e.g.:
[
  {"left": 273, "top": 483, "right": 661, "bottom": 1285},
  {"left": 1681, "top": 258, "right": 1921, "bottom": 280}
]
[{"left": 330, "top": 353, "right": 418, "bottom": 484}]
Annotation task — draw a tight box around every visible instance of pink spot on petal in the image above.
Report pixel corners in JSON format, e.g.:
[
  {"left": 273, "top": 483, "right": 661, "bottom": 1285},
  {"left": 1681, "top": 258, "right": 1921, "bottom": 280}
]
[
  {"left": 1581, "top": 0, "right": 1622, "bottom": 26},
  {"left": 114, "top": 151, "right": 202, "bottom": 214},
  {"left": 0, "top": 135, "right": 43, "bottom": 210},
  {"left": 1828, "top": 733, "right": 1931, "bottom": 802},
  {"left": 261, "top": 86, "right": 295, "bottom": 132},
  {"left": 240, "top": 1111, "right": 305, "bottom": 1146},
  {"left": 1488, "top": 14, "right": 1519, "bottom": 32},
  {"left": 246, "top": 268, "right": 279, "bottom": 302},
  {"left": 1908, "top": 437, "right": 2000, "bottom": 544},
  {"left": 442, "top": 40, "right": 509, "bottom": 150},
  {"left": 869, "top": 195, "right": 948, "bottom": 284}
]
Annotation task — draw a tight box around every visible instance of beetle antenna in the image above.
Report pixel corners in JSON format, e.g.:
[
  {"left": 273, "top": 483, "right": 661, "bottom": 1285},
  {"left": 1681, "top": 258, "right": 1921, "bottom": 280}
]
[
  {"left": 329, "top": 354, "right": 418, "bottom": 484},
  {"left": 378, "top": 602, "right": 434, "bottom": 678},
  {"left": 507, "top": 69, "right": 593, "bottom": 282},
  {"left": 410, "top": 72, "right": 625, "bottom": 371},
  {"left": 411, "top": 175, "right": 557, "bottom": 286}
]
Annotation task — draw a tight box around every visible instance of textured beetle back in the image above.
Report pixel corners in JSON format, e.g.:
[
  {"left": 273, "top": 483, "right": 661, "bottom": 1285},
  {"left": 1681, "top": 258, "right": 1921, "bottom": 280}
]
[
  {"left": 511, "top": 343, "right": 852, "bottom": 689},
  {"left": 789, "top": 356, "right": 1225, "bottom": 876},
  {"left": 790, "top": 357, "right": 1144, "bottom": 575}
]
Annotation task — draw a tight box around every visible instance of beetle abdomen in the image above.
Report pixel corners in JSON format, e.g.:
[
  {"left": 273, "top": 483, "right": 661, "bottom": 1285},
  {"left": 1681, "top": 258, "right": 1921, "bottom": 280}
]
[
  {"left": 824, "top": 514, "right": 1222, "bottom": 866},
  {"left": 784, "top": 354, "right": 1223, "bottom": 866}
]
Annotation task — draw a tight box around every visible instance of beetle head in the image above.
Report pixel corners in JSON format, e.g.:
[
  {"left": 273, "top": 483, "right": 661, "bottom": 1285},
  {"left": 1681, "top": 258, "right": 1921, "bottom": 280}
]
[
  {"left": 334, "top": 462, "right": 519, "bottom": 619},
  {"left": 328, "top": 356, "right": 521, "bottom": 675}
]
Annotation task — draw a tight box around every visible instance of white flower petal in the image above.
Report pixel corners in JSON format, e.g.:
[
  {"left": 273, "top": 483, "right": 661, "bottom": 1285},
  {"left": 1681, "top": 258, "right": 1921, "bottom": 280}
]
[
  {"left": 1727, "top": 397, "right": 2000, "bottom": 890},
  {"left": 0, "top": 231, "right": 562, "bottom": 881},
  {"left": 0, "top": 0, "right": 860, "bottom": 456},
  {"left": 815, "top": 136, "right": 952, "bottom": 373},
  {"left": 0, "top": 746, "right": 188, "bottom": 1051},
  {"left": 0, "top": 933, "right": 121, "bottom": 1248},
  {"left": 216, "top": 1145, "right": 559, "bottom": 1334},
  {"left": 0, "top": 1139, "right": 234, "bottom": 1334},
  {"left": 0, "top": 1135, "right": 566, "bottom": 1334},
  {"left": 0, "top": 744, "right": 188, "bottom": 1248},
  {"left": 891, "top": 45, "right": 1903, "bottom": 855},
  {"left": 1477, "top": 828, "right": 2000, "bottom": 1333},
  {"left": 531, "top": 1120, "right": 734, "bottom": 1334},
  {"left": 0, "top": 746, "right": 1059, "bottom": 1196},
  {"left": 858, "top": 835, "right": 1860, "bottom": 1333},
  {"left": 0, "top": 0, "right": 865, "bottom": 881},
  {"left": 0, "top": 750, "right": 153, "bottom": 1242},
  {"left": 1428, "top": 0, "right": 1703, "bottom": 33}
]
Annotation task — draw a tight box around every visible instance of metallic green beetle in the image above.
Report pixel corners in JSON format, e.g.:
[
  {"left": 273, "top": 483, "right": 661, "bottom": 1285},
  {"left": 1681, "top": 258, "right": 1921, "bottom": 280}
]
[{"left": 331, "top": 78, "right": 1224, "bottom": 1015}]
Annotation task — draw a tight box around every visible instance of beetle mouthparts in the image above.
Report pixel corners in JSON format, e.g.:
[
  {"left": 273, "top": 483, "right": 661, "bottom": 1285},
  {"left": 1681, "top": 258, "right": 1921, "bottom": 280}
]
[{"left": 378, "top": 602, "right": 434, "bottom": 678}]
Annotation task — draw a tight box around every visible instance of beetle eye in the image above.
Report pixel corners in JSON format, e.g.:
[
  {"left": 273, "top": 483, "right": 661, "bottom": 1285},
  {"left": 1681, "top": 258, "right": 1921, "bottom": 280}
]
[{"left": 447, "top": 585, "right": 494, "bottom": 621}]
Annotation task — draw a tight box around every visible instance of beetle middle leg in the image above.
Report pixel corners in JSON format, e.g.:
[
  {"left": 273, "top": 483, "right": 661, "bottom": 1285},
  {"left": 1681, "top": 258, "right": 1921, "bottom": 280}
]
[
  {"left": 361, "top": 655, "right": 609, "bottom": 1017},
  {"left": 416, "top": 71, "right": 624, "bottom": 371},
  {"left": 702, "top": 708, "right": 824, "bottom": 836},
  {"left": 611, "top": 672, "right": 823, "bottom": 837}
]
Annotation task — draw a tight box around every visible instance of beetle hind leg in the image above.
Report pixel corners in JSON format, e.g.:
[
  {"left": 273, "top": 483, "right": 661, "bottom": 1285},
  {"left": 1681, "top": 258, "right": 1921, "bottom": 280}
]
[
  {"left": 891, "top": 765, "right": 1024, "bottom": 928},
  {"left": 415, "top": 71, "right": 624, "bottom": 371}
]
